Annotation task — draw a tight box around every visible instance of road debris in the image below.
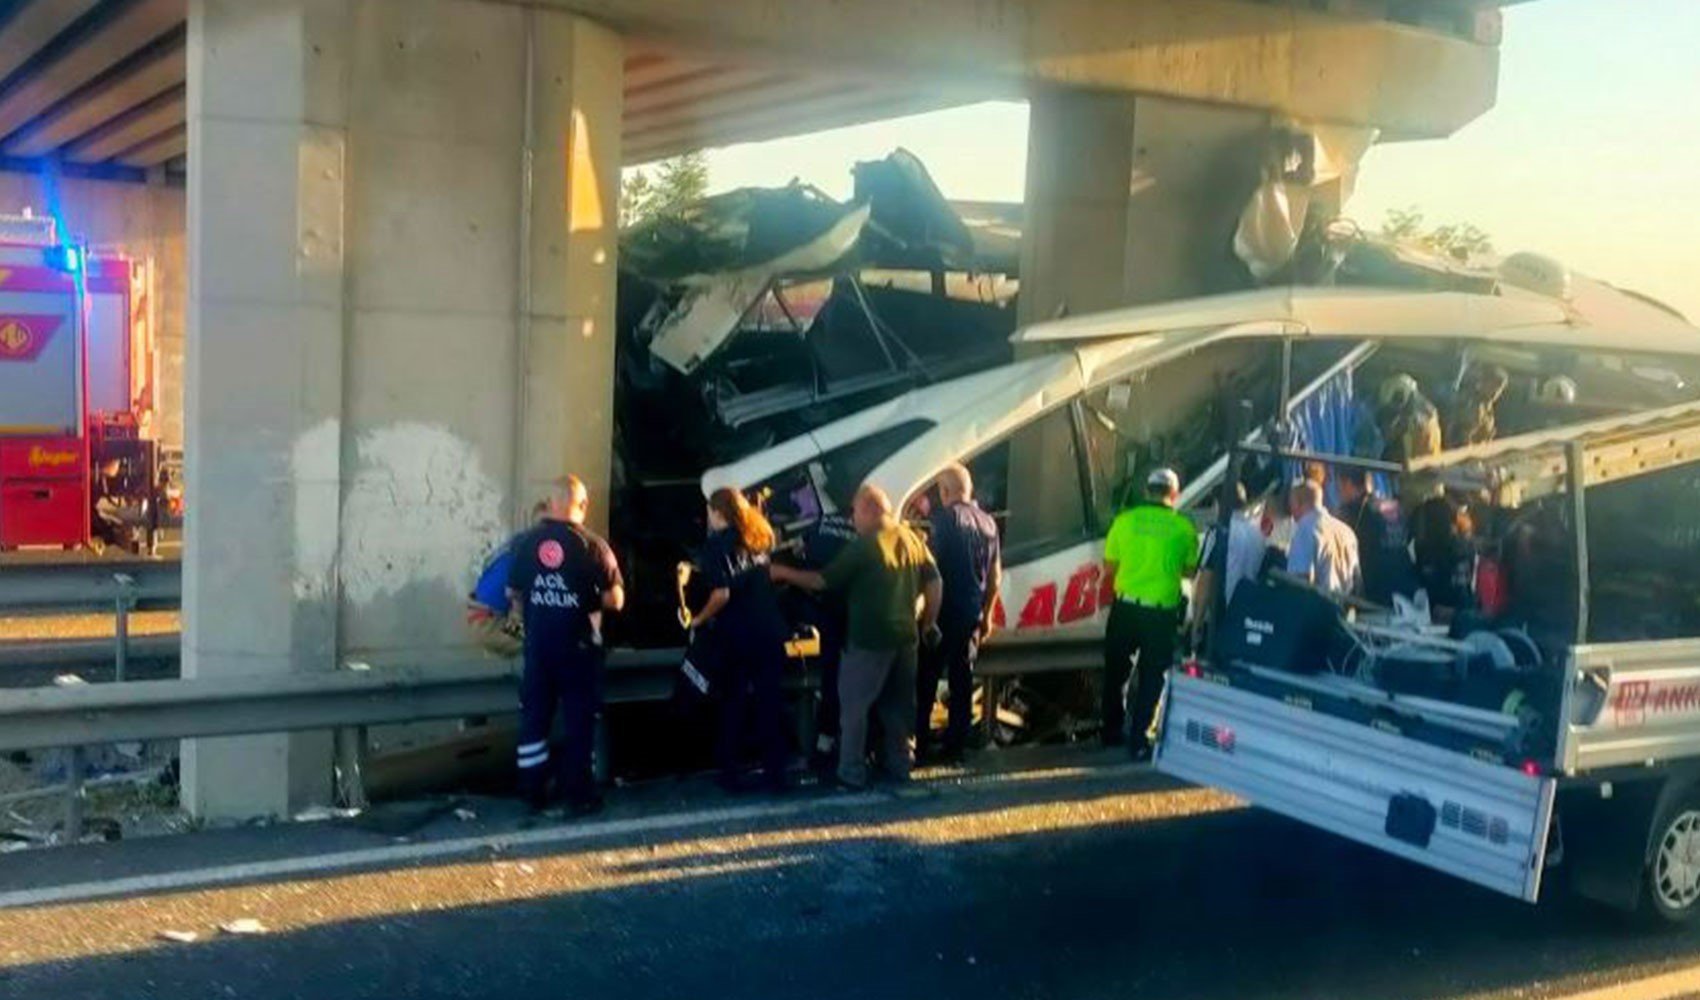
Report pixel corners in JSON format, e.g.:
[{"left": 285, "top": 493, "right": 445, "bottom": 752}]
[
  {"left": 156, "top": 929, "right": 199, "bottom": 944},
  {"left": 292, "top": 806, "right": 361, "bottom": 824},
  {"left": 218, "top": 919, "right": 267, "bottom": 936}
]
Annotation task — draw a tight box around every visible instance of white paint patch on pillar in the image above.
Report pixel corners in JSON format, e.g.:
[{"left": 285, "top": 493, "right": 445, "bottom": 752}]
[
  {"left": 339, "top": 422, "right": 505, "bottom": 607},
  {"left": 291, "top": 418, "right": 341, "bottom": 601}
]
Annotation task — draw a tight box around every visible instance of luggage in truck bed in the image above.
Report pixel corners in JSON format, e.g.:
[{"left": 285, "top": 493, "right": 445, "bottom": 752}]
[{"left": 1158, "top": 398, "right": 1700, "bottom": 902}]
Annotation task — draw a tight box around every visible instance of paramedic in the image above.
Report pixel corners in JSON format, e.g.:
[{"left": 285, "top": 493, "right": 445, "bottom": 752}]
[
  {"left": 916, "top": 462, "right": 1002, "bottom": 765},
  {"left": 505, "top": 476, "right": 624, "bottom": 816},
  {"left": 772, "top": 485, "right": 942, "bottom": 789},
  {"left": 1287, "top": 479, "right": 1360, "bottom": 596},
  {"left": 1334, "top": 468, "right": 1417, "bottom": 606},
  {"left": 689, "top": 488, "right": 791, "bottom": 794},
  {"left": 800, "top": 508, "right": 858, "bottom": 774},
  {"left": 1102, "top": 467, "right": 1198, "bottom": 759}
]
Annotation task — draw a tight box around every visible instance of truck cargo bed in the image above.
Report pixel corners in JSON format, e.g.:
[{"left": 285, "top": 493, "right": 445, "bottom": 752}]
[{"left": 1157, "top": 667, "right": 1558, "bottom": 901}]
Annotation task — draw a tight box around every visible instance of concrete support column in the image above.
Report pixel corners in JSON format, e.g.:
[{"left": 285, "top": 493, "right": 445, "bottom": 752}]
[
  {"left": 184, "top": 0, "right": 622, "bottom": 822},
  {"left": 1018, "top": 88, "right": 1269, "bottom": 326},
  {"left": 515, "top": 14, "right": 622, "bottom": 533},
  {"left": 183, "top": 0, "right": 350, "bottom": 821},
  {"left": 1013, "top": 89, "right": 1269, "bottom": 538}
]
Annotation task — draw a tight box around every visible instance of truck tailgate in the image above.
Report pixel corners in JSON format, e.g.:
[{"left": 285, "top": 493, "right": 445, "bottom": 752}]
[{"left": 1156, "top": 669, "right": 1557, "bottom": 902}]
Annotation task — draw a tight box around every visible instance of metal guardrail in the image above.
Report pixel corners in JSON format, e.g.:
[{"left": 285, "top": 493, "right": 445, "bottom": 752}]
[
  {"left": 0, "top": 650, "right": 687, "bottom": 754},
  {"left": 0, "top": 639, "right": 1104, "bottom": 753},
  {"left": 0, "top": 636, "right": 1102, "bottom": 840},
  {"left": 0, "top": 634, "right": 178, "bottom": 671},
  {"left": 0, "top": 559, "right": 181, "bottom": 614},
  {"left": 977, "top": 638, "right": 1099, "bottom": 677}
]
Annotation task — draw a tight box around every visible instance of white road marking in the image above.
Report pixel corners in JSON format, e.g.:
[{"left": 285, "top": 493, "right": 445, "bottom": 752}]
[
  {"left": 1548, "top": 964, "right": 1700, "bottom": 1000},
  {"left": 0, "top": 761, "right": 1152, "bottom": 911}
]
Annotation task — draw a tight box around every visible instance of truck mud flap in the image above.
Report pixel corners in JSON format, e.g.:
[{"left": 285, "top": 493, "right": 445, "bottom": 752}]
[{"left": 1156, "top": 670, "right": 1557, "bottom": 902}]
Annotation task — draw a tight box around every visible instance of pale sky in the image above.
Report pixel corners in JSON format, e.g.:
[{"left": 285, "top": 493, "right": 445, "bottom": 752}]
[{"left": 686, "top": 0, "right": 1700, "bottom": 321}]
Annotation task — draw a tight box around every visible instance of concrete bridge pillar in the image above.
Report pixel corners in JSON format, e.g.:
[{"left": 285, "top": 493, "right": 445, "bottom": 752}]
[
  {"left": 182, "top": 0, "right": 622, "bottom": 821},
  {"left": 1011, "top": 88, "right": 1269, "bottom": 542},
  {"left": 1018, "top": 87, "right": 1270, "bottom": 323}
]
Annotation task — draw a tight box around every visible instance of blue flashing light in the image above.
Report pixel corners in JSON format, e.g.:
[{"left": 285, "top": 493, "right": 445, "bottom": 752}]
[{"left": 47, "top": 244, "right": 84, "bottom": 274}]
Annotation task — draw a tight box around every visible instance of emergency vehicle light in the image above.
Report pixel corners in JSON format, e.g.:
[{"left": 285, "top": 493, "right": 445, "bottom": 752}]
[{"left": 45, "top": 244, "right": 83, "bottom": 274}]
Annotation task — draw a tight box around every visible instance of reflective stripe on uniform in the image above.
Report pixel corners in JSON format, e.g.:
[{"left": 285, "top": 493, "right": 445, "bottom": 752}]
[
  {"left": 517, "top": 751, "right": 550, "bottom": 769},
  {"left": 516, "top": 741, "right": 548, "bottom": 756}
]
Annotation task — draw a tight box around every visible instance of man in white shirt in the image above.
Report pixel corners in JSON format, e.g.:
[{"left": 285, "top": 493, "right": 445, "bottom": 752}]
[
  {"left": 1286, "top": 479, "right": 1360, "bottom": 596},
  {"left": 1192, "top": 483, "right": 1268, "bottom": 645}
]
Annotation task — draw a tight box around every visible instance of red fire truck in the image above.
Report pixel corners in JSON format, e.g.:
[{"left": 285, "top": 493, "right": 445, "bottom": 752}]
[{"left": 0, "top": 212, "right": 165, "bottom": 553}]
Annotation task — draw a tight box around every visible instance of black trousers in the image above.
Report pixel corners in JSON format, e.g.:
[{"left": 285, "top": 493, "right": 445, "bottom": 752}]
[
  {"left": 517, "top": 638, "right": 602, "bottom": 807},
  {"left": 715, "top": 628, "right": 789, "bottom": 783},
  {"left": 916, "top": 620, "right": 979, "bottom": 755},
  {"left": 1103, "top": 602, "right": 1179, "bottom": 749},
  {"left": 812, "top": 619, "right": 846, "bottom": 750}
]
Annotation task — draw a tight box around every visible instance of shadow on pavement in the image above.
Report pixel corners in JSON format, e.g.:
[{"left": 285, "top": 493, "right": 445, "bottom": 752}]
[
  {"left": 4, "top": 781, "right": 1700, "bottom": 1000},
  {"left": 0, "top": 755, "right": 1174, "bottom": 897}
]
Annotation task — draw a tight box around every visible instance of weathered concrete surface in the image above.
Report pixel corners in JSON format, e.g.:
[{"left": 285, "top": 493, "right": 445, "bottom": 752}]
[
  {"left": 183, "top": 0, "right": 621, "bottom": 821},
  {"left": 551, "top": 0, "right": 1502, "bottom": 140},
  {"left": 1010, "top": 91, "right": 1270, "bottom": 542}
]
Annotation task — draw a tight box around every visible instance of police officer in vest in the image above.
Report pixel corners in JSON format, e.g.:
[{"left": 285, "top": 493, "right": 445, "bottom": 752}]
[
  {"left": 505, "top": 475, "right": 625, "bottom": 816},
  {"left": 1102, "top": 467, "right": 1199, "bottom": 759}
]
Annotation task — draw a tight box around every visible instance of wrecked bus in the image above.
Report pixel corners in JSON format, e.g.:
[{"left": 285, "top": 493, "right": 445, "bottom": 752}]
[{"left": 708, "top": 270, "right": 1700, "bottom": 920}]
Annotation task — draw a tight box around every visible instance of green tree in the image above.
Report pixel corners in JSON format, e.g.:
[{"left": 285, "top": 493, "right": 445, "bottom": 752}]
[
  {"left": 620, "top": 152, "right": 709, "bottom": 228},
  {"left": 618, "top": 170, "right": 654, "bottom": 230},
  {"left": 1381, "top": 206, "right": 1494, "bottom": 262}
]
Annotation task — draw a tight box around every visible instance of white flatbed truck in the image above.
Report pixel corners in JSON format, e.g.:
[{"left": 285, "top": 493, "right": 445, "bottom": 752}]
[{"left": 1157, "top": 402, "right": 1700, "bottom": 921}]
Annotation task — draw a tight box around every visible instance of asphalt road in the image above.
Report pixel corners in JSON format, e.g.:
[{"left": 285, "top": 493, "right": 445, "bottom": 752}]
[{"left": 3, "top": 750, "right": 1700, "bottom": 1000}]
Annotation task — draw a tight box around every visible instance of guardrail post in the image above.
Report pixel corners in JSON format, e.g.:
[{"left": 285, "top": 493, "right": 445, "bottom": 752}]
[
  {"left": 63, "top": 746, "right": 85, "bottom": 843},
  {"left": 113, "top": 573, "right": 137, "bottom": 682},
  {"left": 334, "top": 726, "right": 370, "bottom": 810}
]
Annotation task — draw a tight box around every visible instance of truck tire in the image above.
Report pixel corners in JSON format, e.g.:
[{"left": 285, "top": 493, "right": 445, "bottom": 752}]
[{"left": 1645, "top": 790, "right": 1700, "bottom": 925}]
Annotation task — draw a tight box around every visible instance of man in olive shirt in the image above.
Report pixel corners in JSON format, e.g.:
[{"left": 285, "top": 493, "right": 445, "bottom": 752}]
[
  {"left": 773, "top": 485, "right": 942, "bottom": 788},
  {"left": 1102, "top": 467, "right": 1199, "bottom": 759}
]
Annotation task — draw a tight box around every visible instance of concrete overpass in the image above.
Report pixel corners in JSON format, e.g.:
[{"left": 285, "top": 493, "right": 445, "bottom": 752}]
[
  {"left": 0, "top": 1, "right": 1516, "bottom": 179},
  {"left": 0, "top": 0, "right": 1535, "bottom": 819}
]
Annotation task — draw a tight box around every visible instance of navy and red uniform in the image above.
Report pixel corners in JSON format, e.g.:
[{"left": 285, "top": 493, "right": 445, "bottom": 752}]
[
  {"left": 918, "top": 499, "right": 1001, "bottom": 758},
  {"left": 699, "top": 528, "right": 790, "bottom": 788},
  {"left": 800, "top": 513, "right": 857, "bottom": 761},
  {"left": 505, "top": 519, "right": 621, "bottom": 809}
]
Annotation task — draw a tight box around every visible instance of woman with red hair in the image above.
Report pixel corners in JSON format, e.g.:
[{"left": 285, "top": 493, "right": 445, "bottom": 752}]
[{"left": 689, "top": 487, "right": 791, "bottom": 793}]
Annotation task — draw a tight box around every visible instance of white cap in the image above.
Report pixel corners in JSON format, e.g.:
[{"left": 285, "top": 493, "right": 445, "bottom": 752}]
[{"left": 1146, "top": 467, "right": 1180, "bottom": 492}]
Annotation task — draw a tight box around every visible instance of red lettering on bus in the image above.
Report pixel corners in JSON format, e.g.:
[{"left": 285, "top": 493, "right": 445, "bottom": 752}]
[
  {"left": 1058, "top": 565, "right": 1100, "bottom": 624},
  {"left": 1017, "top": 583, "right": 1057, "bottom": 630}
]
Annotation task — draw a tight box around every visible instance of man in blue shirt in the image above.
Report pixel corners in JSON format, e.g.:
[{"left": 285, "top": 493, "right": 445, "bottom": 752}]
[
  {"left": 916, "top": 463, "right": 1002, "bottom": 764},
  {"left": 467, "top": 503, "right": 545, "bottom": 657}
]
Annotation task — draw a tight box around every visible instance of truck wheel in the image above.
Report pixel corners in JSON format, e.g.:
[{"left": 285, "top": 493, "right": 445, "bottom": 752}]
[{"left": 1646, "top": 796, "right": 1700, "bottom": 925}]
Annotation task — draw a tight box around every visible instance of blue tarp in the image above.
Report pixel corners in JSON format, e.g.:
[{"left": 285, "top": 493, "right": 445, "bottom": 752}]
[{"left": 1284, "top": 366, "right": 1389, "bottom": 502}]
